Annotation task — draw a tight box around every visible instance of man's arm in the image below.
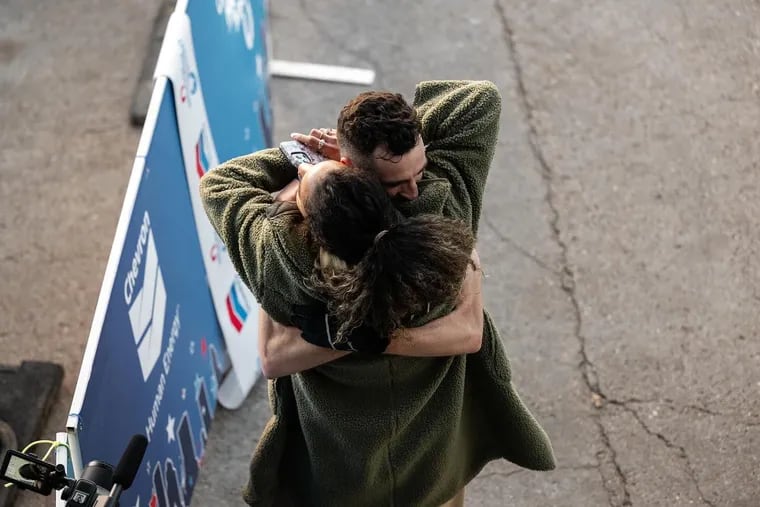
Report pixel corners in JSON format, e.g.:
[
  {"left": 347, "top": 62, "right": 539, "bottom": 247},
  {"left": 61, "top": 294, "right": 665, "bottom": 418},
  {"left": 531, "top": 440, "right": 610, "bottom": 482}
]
[
  {"left": 414, "top": 80, "right": 502, "bottom": 235},
  {"left": 258, "top": 308, "right": 349, "bottom": 378},
  {"left": 199, "top": 148, "right": 312, "bottom": 324}
]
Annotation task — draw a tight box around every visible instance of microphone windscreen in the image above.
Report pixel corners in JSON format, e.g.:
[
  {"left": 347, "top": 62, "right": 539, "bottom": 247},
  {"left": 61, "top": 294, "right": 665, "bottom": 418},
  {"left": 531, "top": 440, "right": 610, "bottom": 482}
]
[{"left": 112, "top": 434, "right": 148, "bottom": 489}]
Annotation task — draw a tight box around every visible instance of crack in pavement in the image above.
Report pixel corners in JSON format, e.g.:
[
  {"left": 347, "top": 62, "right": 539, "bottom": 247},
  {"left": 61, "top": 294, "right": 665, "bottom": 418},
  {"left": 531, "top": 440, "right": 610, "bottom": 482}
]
[
  {"left": 606, "top": 400, "right": 717, "bottom": 507},
  {"left": 594, "top": 418, "right": 631, "bottom": 507},
  {"left": 293, "top": 0, "right": 387, "bottom": 88},
  {"left": 679, "top": 403, "right": 720, "bottom": 417},
  {"left": 607, "top": 397, "right": 759, "bottom": 425},
  {"left": 482, "top": 215, "right": 559, "bottom": 275},
  {"left": 493, "top": 1, "right": 630, "bottom": 505}
]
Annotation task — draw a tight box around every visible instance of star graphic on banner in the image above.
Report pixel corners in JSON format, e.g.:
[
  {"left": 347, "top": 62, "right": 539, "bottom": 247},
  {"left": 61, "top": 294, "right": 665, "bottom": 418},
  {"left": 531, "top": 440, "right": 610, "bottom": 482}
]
[
  {"left": 181, "top": 388, "right": 186, "bottom": 400},
  {"left": 166, "top": 414, "right": 176, "bottom": 443},
  {"left": 189, "top": 341, "right": 195, "bottom": 355},
  {"left": 132, "top": 497, "right": 140, "bottom": 507}
]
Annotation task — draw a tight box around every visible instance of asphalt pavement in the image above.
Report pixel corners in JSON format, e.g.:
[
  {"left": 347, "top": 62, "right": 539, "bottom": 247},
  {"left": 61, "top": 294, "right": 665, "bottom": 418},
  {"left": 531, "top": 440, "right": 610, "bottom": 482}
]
[{"left": 2, "top": 1, "right": 758, "bottom": 506}]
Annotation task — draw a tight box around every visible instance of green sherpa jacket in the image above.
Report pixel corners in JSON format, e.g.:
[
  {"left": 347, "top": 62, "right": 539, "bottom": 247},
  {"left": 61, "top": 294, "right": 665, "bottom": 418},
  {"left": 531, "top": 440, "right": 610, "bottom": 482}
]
[{"left": 200, "top": 81, "right": 555, "bottom": 507}]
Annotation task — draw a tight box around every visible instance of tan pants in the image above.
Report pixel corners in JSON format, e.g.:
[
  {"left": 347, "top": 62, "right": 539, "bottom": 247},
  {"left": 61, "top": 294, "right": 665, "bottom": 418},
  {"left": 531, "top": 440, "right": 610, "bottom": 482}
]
[{"left": 439, "top": 488, "right": 465, "bottom": 507}]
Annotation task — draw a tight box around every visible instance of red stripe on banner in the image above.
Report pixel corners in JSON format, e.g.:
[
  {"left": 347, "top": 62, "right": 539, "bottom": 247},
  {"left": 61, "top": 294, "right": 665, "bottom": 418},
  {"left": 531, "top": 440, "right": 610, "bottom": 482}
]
[
  {"left": 195, "top": 143, "right": 205, "bottom": 178},
  {"left": 226, "top": 296, "right": 243, "bottom": 332}
]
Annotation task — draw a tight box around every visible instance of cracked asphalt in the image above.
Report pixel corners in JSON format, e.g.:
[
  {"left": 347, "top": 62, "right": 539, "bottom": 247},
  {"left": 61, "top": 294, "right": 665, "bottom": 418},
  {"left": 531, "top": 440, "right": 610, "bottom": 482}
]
[{"left": 2, "top": 0, "right": 758, "bottom": 506}]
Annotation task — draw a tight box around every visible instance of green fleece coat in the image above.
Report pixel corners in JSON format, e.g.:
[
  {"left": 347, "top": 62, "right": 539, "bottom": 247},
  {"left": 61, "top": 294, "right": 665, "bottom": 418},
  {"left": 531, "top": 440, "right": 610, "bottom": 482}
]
[{"left": 200, "top": 81, "right": 555, "bottom": 507}]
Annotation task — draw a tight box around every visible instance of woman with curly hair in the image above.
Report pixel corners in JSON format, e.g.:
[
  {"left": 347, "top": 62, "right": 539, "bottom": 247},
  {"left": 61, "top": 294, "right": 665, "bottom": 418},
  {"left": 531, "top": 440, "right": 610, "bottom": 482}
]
[
  {"left": 295, "top": 160, "right": 476, "bottom": 350},
  {"left": 256, "top": 159, "right": 481, "bottom": 506}
]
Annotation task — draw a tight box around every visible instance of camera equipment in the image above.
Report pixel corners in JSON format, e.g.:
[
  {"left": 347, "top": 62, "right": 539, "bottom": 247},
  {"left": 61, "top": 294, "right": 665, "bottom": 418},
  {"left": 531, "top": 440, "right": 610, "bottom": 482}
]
[
  {"left": 1, "top": 434, "right": 148, "bottom": 507},
  {"left": 1, "top": 450, "right": 66, "bottom": 495}
]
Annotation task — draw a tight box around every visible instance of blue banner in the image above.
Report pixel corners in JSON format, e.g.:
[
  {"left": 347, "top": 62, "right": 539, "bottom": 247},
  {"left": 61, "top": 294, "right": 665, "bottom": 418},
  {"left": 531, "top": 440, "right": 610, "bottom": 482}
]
[
  {"left": 66, "top": 1, "right": 272, "bottom": 505},
  {"left": 72, "top": 81, "right": 225, "bottom": 507},
  {"left": 150, "top": 1, "right": 271, "bottom": 408},
  {"left": 186, "top": 0, "right": 273, "bottom": 158}
]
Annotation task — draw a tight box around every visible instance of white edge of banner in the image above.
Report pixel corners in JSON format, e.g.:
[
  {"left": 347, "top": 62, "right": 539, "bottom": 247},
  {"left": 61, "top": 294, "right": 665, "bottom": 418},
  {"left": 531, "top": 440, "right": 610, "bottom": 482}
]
[
  {"left": 54, "top": 432, "right": 69, "bottom": 506},
  {"left": 66, "top": 77, "right": 171, "bottom": 474},
  {"left": 269, "top": 59, "right": 375, "bottom": 85},
  {"left": 217, "top": 367, "right": 247, "bottom": 410},
  {"left": 174, "top": 0, "right": 189, "bottom": 14}
]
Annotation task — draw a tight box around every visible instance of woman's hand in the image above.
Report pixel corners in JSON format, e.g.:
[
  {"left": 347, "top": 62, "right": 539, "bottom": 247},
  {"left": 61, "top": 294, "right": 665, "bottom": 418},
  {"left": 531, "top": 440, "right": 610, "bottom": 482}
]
[{"left": 290, "top": 128, "right": 340, "bottom": 161}]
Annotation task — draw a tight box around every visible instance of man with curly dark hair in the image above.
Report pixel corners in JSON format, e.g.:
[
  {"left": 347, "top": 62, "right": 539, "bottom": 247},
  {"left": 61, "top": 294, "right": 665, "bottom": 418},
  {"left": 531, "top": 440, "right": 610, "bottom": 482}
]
[
  {"left": 293, "top": 91, "right": 425, "bottom": 202},
  {"left": 338, "top": 91, "right": 424, "bottom": 199}
]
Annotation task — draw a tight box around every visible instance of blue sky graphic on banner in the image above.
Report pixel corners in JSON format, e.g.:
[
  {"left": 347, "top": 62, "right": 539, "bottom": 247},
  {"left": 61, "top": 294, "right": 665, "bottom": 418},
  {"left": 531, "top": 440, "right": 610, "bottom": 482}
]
[
  {"left": 70, "top": 83, "right": 225, "bottom": 507},
  {"left": 186, "top": 0, "right": 272, "bottom": 159}
]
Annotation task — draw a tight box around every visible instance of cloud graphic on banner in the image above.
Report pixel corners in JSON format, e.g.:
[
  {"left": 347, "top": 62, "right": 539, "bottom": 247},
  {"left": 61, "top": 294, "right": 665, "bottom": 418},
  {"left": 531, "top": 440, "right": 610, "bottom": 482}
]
[{"left": 215, "top": 0, "right": 255, "bottom": 49}]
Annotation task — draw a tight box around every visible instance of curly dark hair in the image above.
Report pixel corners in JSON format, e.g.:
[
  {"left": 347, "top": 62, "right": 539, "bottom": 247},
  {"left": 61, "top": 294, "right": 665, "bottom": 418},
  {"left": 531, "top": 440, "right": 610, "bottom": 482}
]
[
  {"left": 337, "top": 91, "right": 421, "bottom": 169},
  {"left": 304, "top": 169, "right": 474, "bottom": 341}
]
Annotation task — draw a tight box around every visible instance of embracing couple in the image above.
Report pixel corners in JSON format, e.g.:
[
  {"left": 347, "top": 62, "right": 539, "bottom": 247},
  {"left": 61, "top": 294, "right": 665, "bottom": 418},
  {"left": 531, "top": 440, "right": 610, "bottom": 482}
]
[{"left": 201, "top": 81, "right": 555, "bottom": 507}]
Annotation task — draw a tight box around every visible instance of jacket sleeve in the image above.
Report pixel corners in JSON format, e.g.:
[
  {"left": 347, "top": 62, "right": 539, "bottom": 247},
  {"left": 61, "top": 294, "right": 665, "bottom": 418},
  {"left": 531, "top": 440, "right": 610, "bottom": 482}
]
[
  {"left": 414, "top": 80, "right": 502, "bottom": 235},
  {"left": 198, "top": 148, "right": 309, "bottom": 324}
]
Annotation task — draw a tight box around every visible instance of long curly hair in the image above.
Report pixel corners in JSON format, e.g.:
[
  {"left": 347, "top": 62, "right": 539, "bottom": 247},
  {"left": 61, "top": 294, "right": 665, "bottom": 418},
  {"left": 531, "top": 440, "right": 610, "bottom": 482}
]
[{"left": 304, "top": 169, "right": 474, "bottom": 341}]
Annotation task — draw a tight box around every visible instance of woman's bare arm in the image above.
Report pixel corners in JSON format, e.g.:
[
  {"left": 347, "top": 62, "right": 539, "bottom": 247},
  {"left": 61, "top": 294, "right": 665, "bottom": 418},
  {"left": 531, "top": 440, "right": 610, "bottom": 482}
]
[{"left": 258, "top": 308, "right": 349, "bottom": 378}]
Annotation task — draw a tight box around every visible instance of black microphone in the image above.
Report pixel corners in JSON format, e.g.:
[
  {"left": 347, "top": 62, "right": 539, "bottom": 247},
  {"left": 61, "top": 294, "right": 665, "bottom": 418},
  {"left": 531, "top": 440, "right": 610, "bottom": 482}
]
[{"left": 104, "top": 434, "right": 148, "bottom": 507}]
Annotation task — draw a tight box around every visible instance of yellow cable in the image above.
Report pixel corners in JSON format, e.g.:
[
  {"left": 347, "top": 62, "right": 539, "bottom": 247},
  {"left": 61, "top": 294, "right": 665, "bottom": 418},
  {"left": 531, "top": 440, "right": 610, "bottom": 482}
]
[{"left": 21, "top": 440, "right": 57, "bottom": 454}]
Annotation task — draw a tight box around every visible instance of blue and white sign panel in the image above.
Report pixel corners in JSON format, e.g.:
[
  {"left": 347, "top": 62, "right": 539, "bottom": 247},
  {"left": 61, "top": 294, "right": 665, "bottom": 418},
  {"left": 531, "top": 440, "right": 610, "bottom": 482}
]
[
  {"left": 160, "top": 0, "right": 272, "bottom": 409},
  {"left": 67, "top": 78, "right": 227, "bottom": 507},
  {"left": 66, "top": 0, "right": 272, "bottom": 505},
  {"left": 181, "top": 0, "right": 273, "bottom": 158}
]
